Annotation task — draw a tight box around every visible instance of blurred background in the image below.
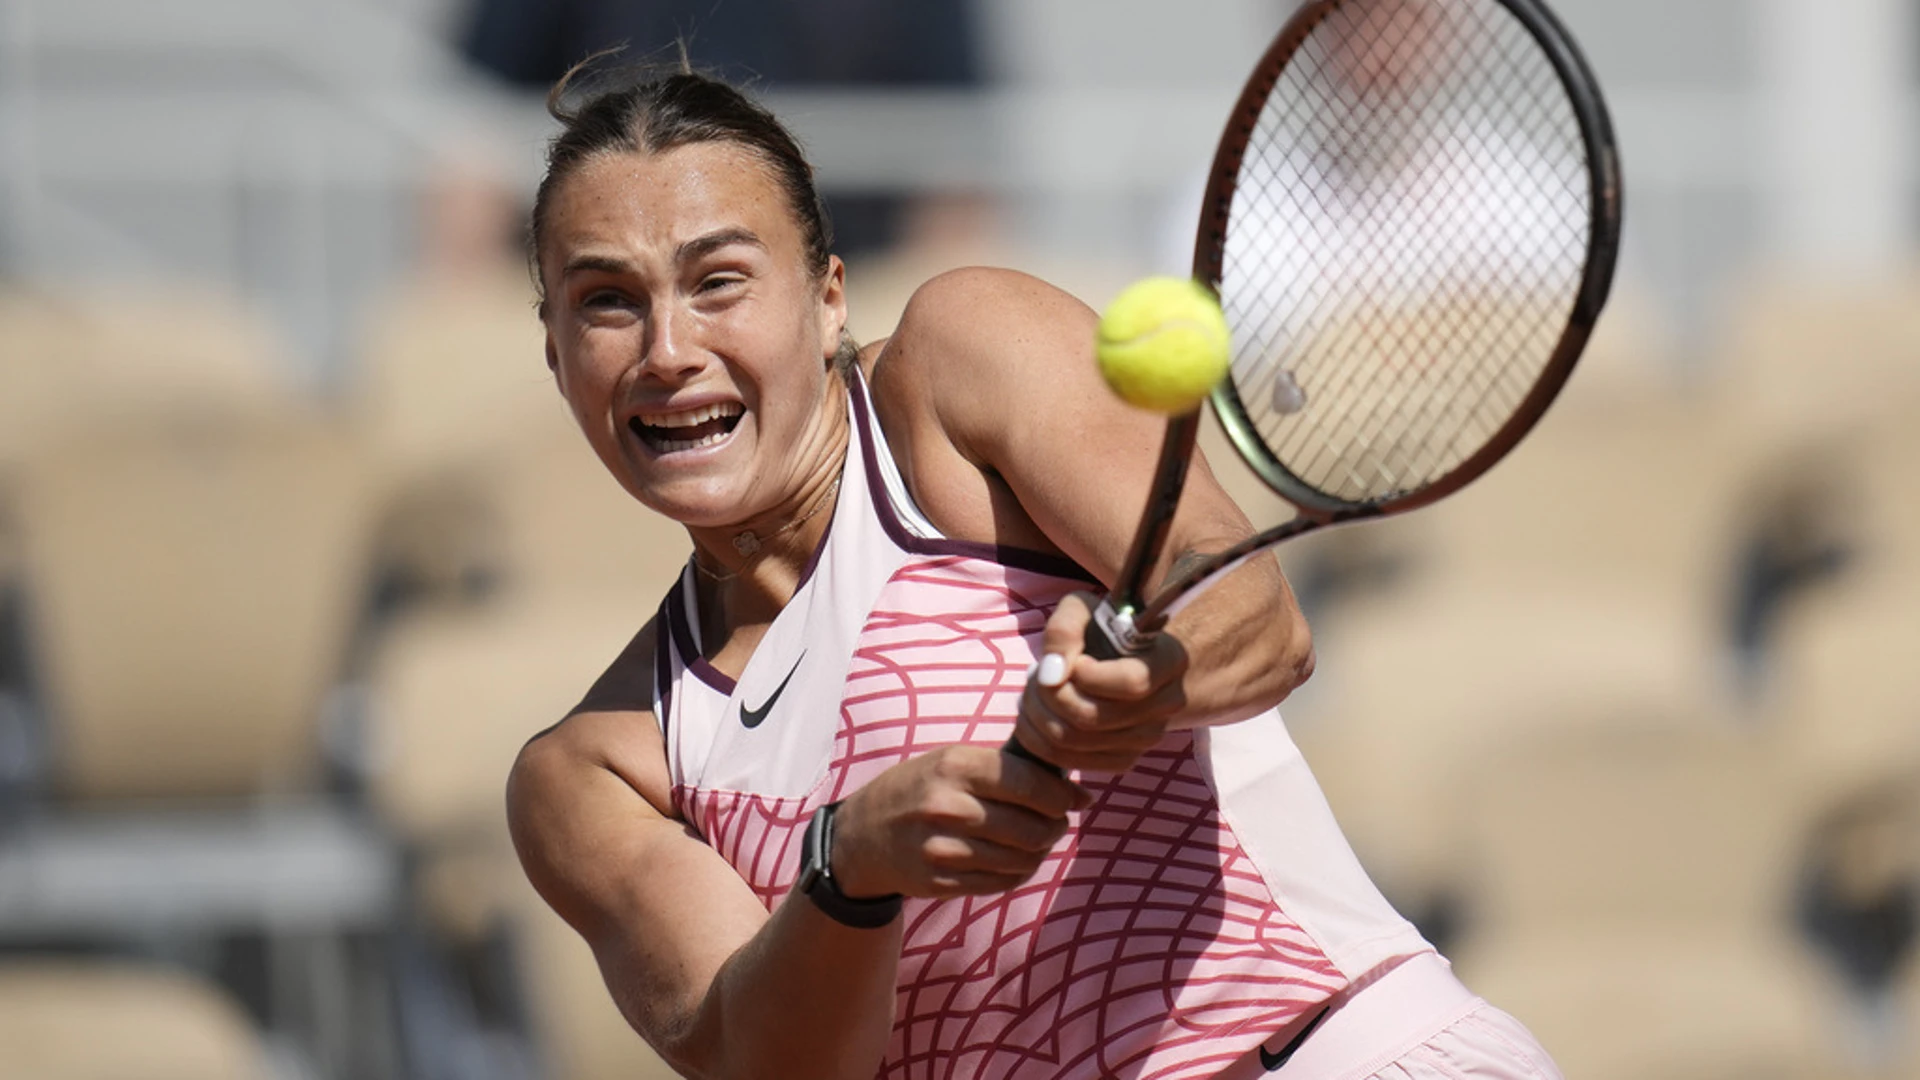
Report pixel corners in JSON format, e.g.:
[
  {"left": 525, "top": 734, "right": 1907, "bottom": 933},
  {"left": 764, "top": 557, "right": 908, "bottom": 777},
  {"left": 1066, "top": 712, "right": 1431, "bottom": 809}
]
[{"left": 0, "top": 0, "right": 1916, "bottom": 1077}]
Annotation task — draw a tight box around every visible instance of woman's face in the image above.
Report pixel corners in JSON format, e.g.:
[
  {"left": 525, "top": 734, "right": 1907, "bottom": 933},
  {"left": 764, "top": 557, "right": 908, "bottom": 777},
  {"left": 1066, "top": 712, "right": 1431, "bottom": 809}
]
[{"left": 538, "top": 141, "right": 847, "bottom": 528}]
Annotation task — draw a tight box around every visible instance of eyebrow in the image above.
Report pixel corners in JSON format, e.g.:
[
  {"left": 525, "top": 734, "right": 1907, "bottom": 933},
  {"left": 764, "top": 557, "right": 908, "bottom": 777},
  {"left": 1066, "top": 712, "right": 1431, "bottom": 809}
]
[
  {"left": 560, "top": 228, "right": 769, "bottom": 281},
  {"left": 677, "top": 227, "right": 767, "bottom": 263}
]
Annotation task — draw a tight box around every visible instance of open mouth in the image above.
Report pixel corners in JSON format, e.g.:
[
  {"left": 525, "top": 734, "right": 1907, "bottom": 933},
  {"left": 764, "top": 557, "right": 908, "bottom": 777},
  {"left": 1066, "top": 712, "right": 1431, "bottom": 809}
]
[{"left": 629, "top": 402, "right": 745, "bottom": 454}]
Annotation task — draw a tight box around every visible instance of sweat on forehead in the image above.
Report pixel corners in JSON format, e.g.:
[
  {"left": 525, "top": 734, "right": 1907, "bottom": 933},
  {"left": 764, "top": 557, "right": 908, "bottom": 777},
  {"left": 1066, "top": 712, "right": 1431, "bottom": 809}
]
[
  {"left": 540, "top": 147, "right": 793, "bottom": 275},
  {"left": 529, "top": 71, "right": 834, "bottom": 301}
]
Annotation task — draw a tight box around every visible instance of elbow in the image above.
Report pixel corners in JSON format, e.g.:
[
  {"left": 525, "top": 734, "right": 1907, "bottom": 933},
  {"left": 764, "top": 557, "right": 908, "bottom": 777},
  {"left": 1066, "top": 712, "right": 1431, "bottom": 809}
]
[
  {"left": 1284, "top": 639, "right": 1316, "bottom": 702},
  {"left": 1281, "top": 612, "right": 1315, "bottom": 697}
]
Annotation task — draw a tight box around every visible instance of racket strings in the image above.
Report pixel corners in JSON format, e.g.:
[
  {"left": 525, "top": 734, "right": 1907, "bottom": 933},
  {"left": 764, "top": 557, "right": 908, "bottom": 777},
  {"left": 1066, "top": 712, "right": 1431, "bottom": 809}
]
[{"left": 1220, "top": 0, "right": 1591, "bottom": 505}]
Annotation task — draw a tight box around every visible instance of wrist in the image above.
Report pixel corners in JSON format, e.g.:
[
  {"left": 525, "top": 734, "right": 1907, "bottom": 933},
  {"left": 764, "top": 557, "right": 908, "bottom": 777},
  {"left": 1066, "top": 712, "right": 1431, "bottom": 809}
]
[
  {"left": 797, "top": 802, "right": 902, "bottom": 929},
  {"left": 824, "top": 794, "right": 890, "bottom": 901}
]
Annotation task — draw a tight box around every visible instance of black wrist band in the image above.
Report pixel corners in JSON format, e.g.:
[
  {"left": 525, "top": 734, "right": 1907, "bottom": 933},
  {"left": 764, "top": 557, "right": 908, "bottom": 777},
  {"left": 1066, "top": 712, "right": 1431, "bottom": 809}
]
[{"left": 797, "top": 802, "right": 903, "bottom": 929}]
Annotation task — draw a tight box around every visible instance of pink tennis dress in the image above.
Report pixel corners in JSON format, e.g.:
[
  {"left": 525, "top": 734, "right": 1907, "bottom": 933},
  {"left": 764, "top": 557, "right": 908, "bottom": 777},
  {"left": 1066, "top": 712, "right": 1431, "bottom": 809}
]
[{"left": 647, "top": 372, "right": 1518, "bottom": 1079}]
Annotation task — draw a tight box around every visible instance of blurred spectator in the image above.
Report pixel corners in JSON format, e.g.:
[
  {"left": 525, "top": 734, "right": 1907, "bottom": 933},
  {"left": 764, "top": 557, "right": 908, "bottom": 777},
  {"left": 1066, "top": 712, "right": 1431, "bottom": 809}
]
[
  {"left": 458, "top": 0, "right": 979, "bottom": 89},
  {"left": 455, "top": 0, "right": 985, "bottom": 254},
  {"left": 413, "top": 144, "right": 529, "bottom": 284}
]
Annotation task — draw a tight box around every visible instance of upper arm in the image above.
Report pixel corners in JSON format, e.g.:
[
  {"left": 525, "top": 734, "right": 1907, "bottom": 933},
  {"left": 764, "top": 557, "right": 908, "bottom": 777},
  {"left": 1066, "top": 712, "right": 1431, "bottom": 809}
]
[
  {"left": 873, "top": 267, "right": 1256, "bottom": 589},
  {"left": 507, "top": 636, "right": 771, "bottom": 1066}
]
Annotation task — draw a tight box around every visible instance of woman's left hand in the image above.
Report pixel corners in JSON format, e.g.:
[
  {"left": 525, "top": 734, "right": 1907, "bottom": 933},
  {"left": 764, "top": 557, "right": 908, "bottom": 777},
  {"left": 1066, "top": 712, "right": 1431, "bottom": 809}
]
[{"left": 1010, "top": 592, "right": 1190, "bottom": 773}]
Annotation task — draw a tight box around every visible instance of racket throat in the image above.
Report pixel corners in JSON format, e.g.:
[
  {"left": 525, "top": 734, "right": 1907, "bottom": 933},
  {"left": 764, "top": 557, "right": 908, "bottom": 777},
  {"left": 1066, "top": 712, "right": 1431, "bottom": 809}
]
[{"left": 1089, "top": 598, "right": 1148, "bottom": 659}]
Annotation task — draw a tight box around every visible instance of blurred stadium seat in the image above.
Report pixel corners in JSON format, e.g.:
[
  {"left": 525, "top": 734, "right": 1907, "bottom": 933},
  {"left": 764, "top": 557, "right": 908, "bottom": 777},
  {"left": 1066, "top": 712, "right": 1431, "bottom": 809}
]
[
  {"left": 14, "top": 411, "right": 376, "bottom": 800},
  {"left": 0, "top": 282, "right": 308, "bottom": 691},
  {"left": 1455, "top": 927, "right": 1845, "bottom": 1080},
  {"left": 1448, "top": 727, "right": 1854, "bottom": 1078},
  {"left": 366, "top": 598, "right": 644, "bottom": 852},
  {"left": 1458, "top": 727, "right": 1804, "bottom": 934},
  {"left": 349, "top": 266, "right": 552, "bottom": 616},
  {"left": 1391, "top": 395, "right": 1757, "bottom": 613},
  {"left": 1764, "top": 577, "right": 1920, "bottom": 806},
  {"left": 1709, "top": 270, "right": 1920, "bottom": 450},
  {"left": 351, "top": 269, "right": 549, "bottom": 487},
  {"left": 467, "top": 410, "right": 689, "bottom": 611},
  {"left": 0, "top": 959, "right": 272, "bottom": 1080},
  {"left": 1285, "top": 577, "right": 1731, "bottom": 931},
  {"left": 0, "top": 284, "right": 301, "bottom": 443}
]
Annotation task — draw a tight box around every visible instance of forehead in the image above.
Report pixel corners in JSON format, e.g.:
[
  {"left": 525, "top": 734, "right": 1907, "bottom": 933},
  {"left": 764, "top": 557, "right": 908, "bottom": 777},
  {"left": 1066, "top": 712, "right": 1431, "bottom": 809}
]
[{"left": 542, "top": 140, "right": 802, "bottom": 259}]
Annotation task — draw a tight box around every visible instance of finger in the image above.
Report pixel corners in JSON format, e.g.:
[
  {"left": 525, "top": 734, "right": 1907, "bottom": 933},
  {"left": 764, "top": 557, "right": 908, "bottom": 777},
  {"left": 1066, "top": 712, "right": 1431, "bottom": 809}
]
[
  {"left": 1027, "top": 656, "right": 1116, "bottom": 740},
  {"left": 1036, "top": 744, "right": 1159, "bottom": 775},
  {"left": 1068, "top": 680, "right": 1187, "bottom": 730},
  {"left": 1041, "top": 718, "right": 1168, "bottom": 760},
  {"left": 923, "top": 870, "right": 1037, "bottom": 898},
  {"left": 1024, "top": 678, "right": 1174, "bottom": 744},
  {"left": 1072, "top": 636, "right": 1189, "bottom": 704},
  {"left": 972, "top": 801, "right": 1072, "bottom": 854},
  {"left": 1011, "top": 724, "right": 1162, "bottom": 780},
  {"left": 980, "top": 748, "right": 1093, "bottom": 817},
  {"left": 1034, "top": 592, "right": 1099, "bottom": 687},
  {"left": 922, "top": 833, "right": 1054, "bottom": 876}
]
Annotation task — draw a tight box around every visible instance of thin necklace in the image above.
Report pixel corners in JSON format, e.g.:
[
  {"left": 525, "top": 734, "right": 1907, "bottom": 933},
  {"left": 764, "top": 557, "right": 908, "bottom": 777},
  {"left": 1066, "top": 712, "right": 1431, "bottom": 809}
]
[{"left": 691, "top": 474, "right": 842, "bottom": 583}]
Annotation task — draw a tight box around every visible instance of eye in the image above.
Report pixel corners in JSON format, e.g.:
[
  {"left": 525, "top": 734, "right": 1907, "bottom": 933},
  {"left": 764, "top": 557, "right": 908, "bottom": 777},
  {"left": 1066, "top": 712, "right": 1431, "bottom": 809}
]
[
  {"left": 697, "top": 273, "right": 746, "bottom": 294},
  {"left": 580, "top": 290, "right": 648, "bottom": 320}
]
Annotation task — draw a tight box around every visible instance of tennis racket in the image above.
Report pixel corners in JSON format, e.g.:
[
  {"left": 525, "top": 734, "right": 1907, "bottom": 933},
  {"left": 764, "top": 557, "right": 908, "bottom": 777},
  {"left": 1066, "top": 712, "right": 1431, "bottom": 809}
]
[{"left": 1009, "top": 0, "right": 1621, "bottom": 768}]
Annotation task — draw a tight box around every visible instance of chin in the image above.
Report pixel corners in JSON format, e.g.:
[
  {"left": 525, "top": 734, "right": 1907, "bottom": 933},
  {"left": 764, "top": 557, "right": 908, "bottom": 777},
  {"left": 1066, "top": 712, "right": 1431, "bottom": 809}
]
[{"left": 624, "top": 471, "right": 751, "bottom": 529}]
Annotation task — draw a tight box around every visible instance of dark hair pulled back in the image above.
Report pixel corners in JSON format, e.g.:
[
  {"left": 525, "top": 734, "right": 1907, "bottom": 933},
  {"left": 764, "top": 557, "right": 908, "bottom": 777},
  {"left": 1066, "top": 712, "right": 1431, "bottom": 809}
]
[{"left": 530, "top": 53, "right": 836, "bottom": 311}]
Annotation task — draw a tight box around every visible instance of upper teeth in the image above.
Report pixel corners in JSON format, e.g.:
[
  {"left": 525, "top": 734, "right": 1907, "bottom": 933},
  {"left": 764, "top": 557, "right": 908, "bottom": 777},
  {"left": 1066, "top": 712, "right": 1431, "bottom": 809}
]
[{"left": 638, "top": 403, "right": 742, "bottom": 429}]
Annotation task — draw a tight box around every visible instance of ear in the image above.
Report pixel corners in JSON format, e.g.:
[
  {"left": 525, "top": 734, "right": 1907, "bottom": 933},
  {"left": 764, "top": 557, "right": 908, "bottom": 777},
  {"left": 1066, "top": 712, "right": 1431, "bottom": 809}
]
[
  {"left": 818, "top": 255, "right": 849, "bottom": 361},
  {"left": 544, "top": 328, "right": 562, "bottom": 384}
]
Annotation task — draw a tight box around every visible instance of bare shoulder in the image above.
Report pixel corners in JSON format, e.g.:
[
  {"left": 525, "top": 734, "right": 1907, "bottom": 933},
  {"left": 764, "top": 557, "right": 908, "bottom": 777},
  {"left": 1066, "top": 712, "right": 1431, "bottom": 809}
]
[
  {"left": 876, "top": 266, "right": 1097, "bottom": 397},
  {"left": 869, "top": 266, "right": 1101, "bottom": 465}
]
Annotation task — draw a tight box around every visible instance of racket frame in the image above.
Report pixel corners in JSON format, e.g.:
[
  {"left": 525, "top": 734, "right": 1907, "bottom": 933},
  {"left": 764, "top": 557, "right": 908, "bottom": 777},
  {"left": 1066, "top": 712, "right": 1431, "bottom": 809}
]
[
  {"left": 1015, "top": 0, "right": 1624, "bottom": 764},
  {"left": 1140, "top": 0, "right": 1624, "bottom": 632}
]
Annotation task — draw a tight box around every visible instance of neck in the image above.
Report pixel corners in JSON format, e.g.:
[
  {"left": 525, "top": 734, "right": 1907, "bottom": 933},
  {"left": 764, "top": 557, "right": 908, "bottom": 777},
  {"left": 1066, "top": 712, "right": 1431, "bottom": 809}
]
[{"left": 687, "top": 388, "right": 851, "bottom": 637}]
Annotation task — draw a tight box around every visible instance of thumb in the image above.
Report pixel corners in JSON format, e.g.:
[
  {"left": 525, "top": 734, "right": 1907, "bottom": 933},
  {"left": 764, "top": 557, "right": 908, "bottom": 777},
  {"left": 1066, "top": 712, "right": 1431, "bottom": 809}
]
[{"left": 1036, "top": 592, "right": 1099, "bottom": 688}]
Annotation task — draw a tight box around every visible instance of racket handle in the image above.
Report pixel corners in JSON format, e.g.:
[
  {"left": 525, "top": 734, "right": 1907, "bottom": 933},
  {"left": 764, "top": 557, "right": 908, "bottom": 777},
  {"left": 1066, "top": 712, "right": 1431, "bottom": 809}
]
[
  {"left": 1000, "top": 599, "right": 1146, "bottom": 774},
  {"left": 1003, "top": 737, "right": 1062, "bottom": 775},
  {"left": 1082, "top": 597, "right": 1144, "bottom": 660}
]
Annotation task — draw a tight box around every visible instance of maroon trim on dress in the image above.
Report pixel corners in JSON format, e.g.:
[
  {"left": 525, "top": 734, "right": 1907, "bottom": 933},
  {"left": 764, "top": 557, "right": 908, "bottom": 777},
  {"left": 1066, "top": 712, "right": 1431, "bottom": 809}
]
[
  {"left": 665, "top": 570, "right": 737, "bottom": 696},
  {"left": 849, "top": 369, "right": 1097, "bottom": 583},
  {"left": 651, "top": 589, "right": 675, "bottom": 740}
]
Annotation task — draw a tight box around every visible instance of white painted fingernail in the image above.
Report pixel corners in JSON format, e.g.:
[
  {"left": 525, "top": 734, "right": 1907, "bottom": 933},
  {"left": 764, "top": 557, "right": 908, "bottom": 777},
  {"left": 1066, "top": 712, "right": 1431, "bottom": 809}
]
[{"left": 1036, "top": 653, "right": 1067, "bottom": 687}]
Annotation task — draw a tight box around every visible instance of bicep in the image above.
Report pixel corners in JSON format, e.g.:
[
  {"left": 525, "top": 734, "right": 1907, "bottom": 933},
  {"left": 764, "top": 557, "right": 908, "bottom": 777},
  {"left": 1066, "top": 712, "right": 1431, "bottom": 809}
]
[
  {"left": 507, "top": 714, "right": 770, "bottom": 1058},
  {"left": 907, "top": 268, "right": 1256, "bottom": 587}
]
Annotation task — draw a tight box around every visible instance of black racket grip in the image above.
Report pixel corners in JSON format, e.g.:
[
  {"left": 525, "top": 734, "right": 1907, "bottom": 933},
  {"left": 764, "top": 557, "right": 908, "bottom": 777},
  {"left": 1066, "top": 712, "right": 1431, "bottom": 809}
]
[{"left": 1001, "top": 600, "right": 1141, "bottom": 774}]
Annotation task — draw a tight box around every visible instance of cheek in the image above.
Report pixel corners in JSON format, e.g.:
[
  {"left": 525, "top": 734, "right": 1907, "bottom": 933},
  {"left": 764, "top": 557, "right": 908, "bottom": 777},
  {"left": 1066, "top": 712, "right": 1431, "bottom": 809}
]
[{"left": 549, "top": 333, "right": 629, "bottom": 434}]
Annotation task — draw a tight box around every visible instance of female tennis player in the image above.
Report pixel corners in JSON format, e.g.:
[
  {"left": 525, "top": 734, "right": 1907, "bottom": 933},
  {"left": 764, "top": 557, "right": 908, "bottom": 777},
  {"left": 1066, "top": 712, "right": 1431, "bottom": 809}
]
[{"left": 506, "top": 66, "right": 1561, "bottom": 1080}]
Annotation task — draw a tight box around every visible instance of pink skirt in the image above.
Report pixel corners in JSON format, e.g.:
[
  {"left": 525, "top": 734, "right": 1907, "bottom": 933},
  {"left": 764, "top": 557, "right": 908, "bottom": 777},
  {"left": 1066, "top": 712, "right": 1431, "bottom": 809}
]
[{"left": 1214, "top": 953, "right": 1561, "bottom": 1080}]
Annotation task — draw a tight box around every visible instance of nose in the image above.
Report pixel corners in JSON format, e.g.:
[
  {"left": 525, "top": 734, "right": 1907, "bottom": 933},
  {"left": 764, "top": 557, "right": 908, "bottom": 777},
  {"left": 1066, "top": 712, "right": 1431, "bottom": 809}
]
[{"left": 640, "top": 301, "right": 704, "bottom": 380}]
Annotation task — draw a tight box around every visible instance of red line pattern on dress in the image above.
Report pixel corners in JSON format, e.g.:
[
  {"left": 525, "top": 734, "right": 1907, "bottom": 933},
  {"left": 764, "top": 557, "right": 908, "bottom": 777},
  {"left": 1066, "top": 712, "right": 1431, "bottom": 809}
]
[{"left": 677, "top": 556, "right": 1343, "bottom": 1079}]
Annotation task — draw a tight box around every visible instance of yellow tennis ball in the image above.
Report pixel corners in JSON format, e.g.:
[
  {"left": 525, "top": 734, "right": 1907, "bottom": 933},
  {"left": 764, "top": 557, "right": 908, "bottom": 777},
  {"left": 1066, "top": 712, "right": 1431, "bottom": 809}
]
[{"left": 1095, "top": 277, "right": 1231, "bottom": 414}]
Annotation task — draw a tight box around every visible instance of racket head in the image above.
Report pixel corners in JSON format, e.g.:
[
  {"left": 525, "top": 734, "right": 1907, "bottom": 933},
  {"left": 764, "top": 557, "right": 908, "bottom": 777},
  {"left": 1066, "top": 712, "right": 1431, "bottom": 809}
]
[{"left": 1193, "top": 0, "right": 1623, "bottom": 521}]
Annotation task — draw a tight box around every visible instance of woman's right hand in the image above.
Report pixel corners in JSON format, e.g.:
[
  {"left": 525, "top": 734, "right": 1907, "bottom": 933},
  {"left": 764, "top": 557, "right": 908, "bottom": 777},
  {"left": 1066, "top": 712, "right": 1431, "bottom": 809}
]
[{"left": 829, "top": 746, "right": 1092, "bottom": 900}]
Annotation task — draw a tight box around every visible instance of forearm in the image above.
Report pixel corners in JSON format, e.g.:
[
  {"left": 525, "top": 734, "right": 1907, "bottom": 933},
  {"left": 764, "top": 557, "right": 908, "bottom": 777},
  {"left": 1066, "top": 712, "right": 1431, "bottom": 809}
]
[
  {"left": 629, "top": 890, "right": 901, "bottom": 1080},
  {"left": 670, "top": 897, "right": 902, "bottom": 1080},
  {"left": 1160, "top": 548, "right": 1314, "bottom": 729},
  {"left": 512, "top": 736, "right": 904, "bottom": 1080}
]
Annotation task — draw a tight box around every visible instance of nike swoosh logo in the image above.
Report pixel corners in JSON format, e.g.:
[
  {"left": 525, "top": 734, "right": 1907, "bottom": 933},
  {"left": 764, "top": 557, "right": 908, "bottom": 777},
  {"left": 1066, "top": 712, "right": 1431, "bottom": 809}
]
[
  {"left": 1261, "top": 1006, "right": 1330, "bottom": 1072},
  {"left": 740, "top": 652, "right": 805, "bottom": 730}
]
